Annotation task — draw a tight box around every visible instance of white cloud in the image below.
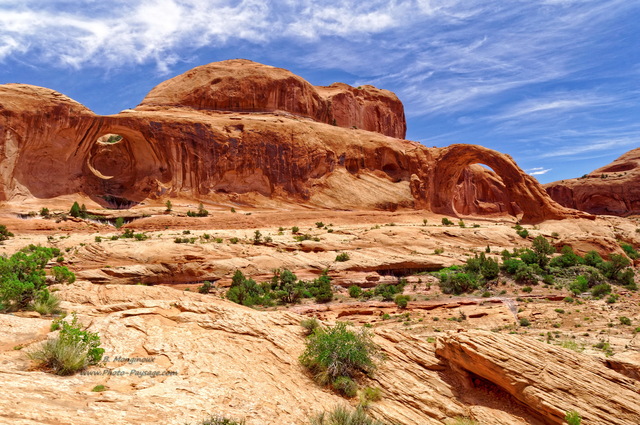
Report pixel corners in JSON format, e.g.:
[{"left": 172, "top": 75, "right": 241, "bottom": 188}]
[{"left": 528, "top": 168, "right": 552, "bottom": 175}]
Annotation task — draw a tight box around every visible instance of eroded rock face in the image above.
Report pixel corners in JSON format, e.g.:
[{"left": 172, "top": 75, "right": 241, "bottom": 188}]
[
  {"left": 138, "top": 59, "right": 407, "bottom": 138},
  {"left": 436, "top": 330, "right": 640, "bottom": 425},
  {"left": 453, "top": 164, "right": 524, "bottom": 217},
  {"left": 545, "top": 148, "right": 640, "bottom": 216},
  {"left": 0, "top": 61, "right": 586, "bottom": 223}
]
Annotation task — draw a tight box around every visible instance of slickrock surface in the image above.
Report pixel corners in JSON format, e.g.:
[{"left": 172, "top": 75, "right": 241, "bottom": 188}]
[
  {"left": 545, "top": 147, "right": 640, "bottom": 216},
  {"left": 436, "top": 330, "right": 640, "bottom": 425},
  {"left": 0, "top": 60, "right": 585, "bottom": 223}
]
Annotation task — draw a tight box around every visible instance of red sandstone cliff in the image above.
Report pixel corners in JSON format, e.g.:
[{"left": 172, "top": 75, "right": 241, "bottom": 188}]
[
  {"left": 0, "top": 60, "right": 586, "bottom": 223},
  {"left": 545, "top": 148, "right": 640, "bottom": 216}
]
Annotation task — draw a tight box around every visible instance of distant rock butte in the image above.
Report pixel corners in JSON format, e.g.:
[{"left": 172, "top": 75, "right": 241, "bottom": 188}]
[
  {"left": 545, "top": 148, "right": 640, "bottom": 216},
  {"left": 0, "top": 60, "right": 587, "bottom": 223}
]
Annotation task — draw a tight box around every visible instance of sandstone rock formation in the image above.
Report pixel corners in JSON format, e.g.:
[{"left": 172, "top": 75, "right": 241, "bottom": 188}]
[
  {"left": 436, "top": 330, "right": 640, "bottom": 425},
  {"left": 545, "top": 148, "right": 640, "bottom": 216},
  {"left": 139, "top": 59, "right": 407, "bottom": 139},
  {"left": 453, "top": 164, "right": 523, "bottom": 217},
  {"left": 0, "top": 60, "right": 586, "bottom": 223}
]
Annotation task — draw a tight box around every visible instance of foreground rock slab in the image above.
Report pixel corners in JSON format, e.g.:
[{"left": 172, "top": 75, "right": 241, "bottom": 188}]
[{"left": 436, "top": 330, "right": 640, "bottom": 425}]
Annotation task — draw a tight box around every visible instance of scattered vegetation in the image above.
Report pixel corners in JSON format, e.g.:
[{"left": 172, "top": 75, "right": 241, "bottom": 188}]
[
  {"left": 194, "top": 416, "right": 245, "bottom": 425},
  {"left": 187, "top": 203, "right": 209, "bottom": 217},
  {"left": 226, "top": 269, "right": 334, "bottom": 307},
  {"left": 335, "top": 252, "right": 350, "bottom": 262},
  {"left": 565, "top": 410, "right": 582, "bottom": 425},
  {"left": 441, "top": 218, "right": 454, "bottom": 226}
]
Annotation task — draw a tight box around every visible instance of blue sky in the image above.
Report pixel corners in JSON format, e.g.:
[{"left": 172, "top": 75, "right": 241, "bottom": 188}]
[{"left": 1, "top": 0, "right": 638, "bottom": 183}]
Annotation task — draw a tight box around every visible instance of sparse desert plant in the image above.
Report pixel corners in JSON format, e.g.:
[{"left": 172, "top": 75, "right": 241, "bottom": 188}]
[
  {"left": 310, "top": 405, "right": 387, "bottom": 425},
  {"left": 565, "top": 410, "right": 582, "bottom": 425},
  {"left": 198, "top": 281, "right": 213, "bottom": 294},
  {"left": 441, "top": 217, "right": 454, "bottom": 226},
  {"left": 452, "top": 418, "right": 479, "bottom": 425},
  {"left": 292, "top": 226, "right": 300, "bottom": 234},
  {"left": 114, "top": 217, "right": 124, "bottom": 229},
  {"left": 619, "top": 316, "right": 632, "bottom": 326},
  {"left": 40, "top": 207, "right": 50, "bottom": 218},
  {"left": 165, "top": 200, "right": 172, "bottom": 212},
  {"left": 196, "top": 416, "right": 245, "bottom": 425},
  {"left": 33, "top": 290, "right": 61, "bottom": 315},
  {"left": 29, "top": 313, "right": 104, "bottom": 375},
  {"left": 335, "top": 252, "right": 350, "bottom": 262},
  {"left": 519, "top": 317, "right": 531, "bottom": 327},
  {"left": 316, "top": 222, "right": 325, "bottom": 228},
  {"left": 92, "top": 384, "right": 107, "bottom": 392},
  {"left": 301, "top": 318, "right": 321, "bottom": 335}
]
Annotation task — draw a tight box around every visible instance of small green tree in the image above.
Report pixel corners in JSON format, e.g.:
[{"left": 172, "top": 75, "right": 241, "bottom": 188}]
[
  {"left": 0, "top": 224, "right": 14, "bottom": 242},
  {"left": 165, "top": 200, "right": 172, "bottom": 212},
  {"left": 69, "top": 202, "right": 81, "bottom": 218}
]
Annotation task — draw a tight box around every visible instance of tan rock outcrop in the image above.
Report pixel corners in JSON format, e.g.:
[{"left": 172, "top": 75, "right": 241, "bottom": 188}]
[
  {"left": 545, "top": 148, "right": 640, "bottom": 216},
  {"left": 0, "top": 60, "right": 587, "bottom": 223},
  {"left": 436, "top": 330, "right": 640, "bottom": 425}
]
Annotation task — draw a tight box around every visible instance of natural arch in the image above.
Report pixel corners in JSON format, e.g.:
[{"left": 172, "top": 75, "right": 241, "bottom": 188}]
[
  {"left": 80, "top": 124, "right": 171, "bottom": 208},
  {"left": 430, "top": 144, "right": 570, "bottom": 223},
  {"left": 452, "top": 163, "right": 523, "bottom": 219}
]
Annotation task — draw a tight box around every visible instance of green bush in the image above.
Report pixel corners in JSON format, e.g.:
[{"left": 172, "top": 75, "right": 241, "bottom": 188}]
[
  {"left": 565, "top": 410, "right": 582, "bottom": 425},
  {"left": 519, "top": 317, "right": 531, "bottom": 327},
  {"left": 300, "top": 322, "right": 381, "bottom": 391},
  {"left": 550, "top": 246, "right": 582, "bottom": 268},
  {"left": 187, "top": 203, "right": 209, "bottom": 217},
  {"left": 301, "top": 318, "right": 321, "bottom": 335},
  {"left": 621, "top": 243, "right": 639, "bottom": 259},
  {"left": 394, "top": 294, "right": 411, "bottom": 309},
  {"left": 619, "top": 316, "right": 632, "bottom": 326},
  {"left": 226, "top": 270, "right": 269, "bottom": 307},
  {"left": 51, "top": 266, "right": 76, "bottom": 284},
  {"left": 570, "top": 276, "right": 589, "bottom": 295},
  {"left": 441, "top": 218, "right": 454, "bottom": 226},
  {"left": 312, "top": 272, "right": 334, "bottom": 303},
  {"left": 0, "top": 224, "right": 14, "bottom": 242},
  {"left": 332, "top": 376, "right": 358, "bottom": 397},
  {"left": 590, "top": 283, "right": 611, "bottom": 298},
  {"left": 310, "top": 406, "right": 387, "bottom": 425},
  {"left": 348, "top": 286, "right": 362, "bottom": 298},
  {"left": 516, "top": 228, "right": 529, "bottom": 238},
  {"left": 29, "top": 313, "right": 104, "bottom": 375},
  {"left": 33, "top": 290, "right": 61, "bottom": 315},
  {"left": 198, "top": 281, "right": 212, "bottom": 294},
  {"left": 374, "top": 282, "right": 404, "bottom": 301},
  {"left": 0, "top": 245, "right": 60, "bottom": 312},
  {"left": 69, "top": 202, "right": 81, "bottom": 218},
  {"left": 335, "top": 252, "right": 350, "bottom": 262},
  {"left": 438, "top": 272, "right": 478, "bottom": 295}
]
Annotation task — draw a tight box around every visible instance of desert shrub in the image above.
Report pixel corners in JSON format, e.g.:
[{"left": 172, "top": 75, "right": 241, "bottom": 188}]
[
  {"left": 374, "top": 282, "right": 404, "bottom": 301},
  {"left": 301, "top": 318, "right": 321, "bottom": 335},
  {"left": 438, "top": 272, "right": 478, "bottom": 295},
  {"left": 361, "top": 386, "right": 382, "bottom": 403},
  {"left": 291, "top": 226, "right": 300, "bottom": 234},
  {"left": 271, "top": 269, "right": 304, "bottom": 304},
  {"left": 51, "top": 266, "right": 76, "bottom": 284},
  {"left": 514, "top": 263, "right": 540, "bottom": 284},
  {"left": 165, "top": 200, "right": 172, "bottom": 212},
  {"left": 619, "top": 316, "right": 632, "bottom": 326},
  {"left": 0, "top": 245, "right": 59, "bottom": 312},
  {"left": 69, "top": 202, "right": 81, "bottom": 218},
  {"left": 522, "top": 286, "right": 532, "bottom": 293},
  {"left": 29, "top": 313, "right": 104, "bottom": 375},
  {"left": 617, "top": 268, "right": 636, "bottom": 289},
  {"left": 33, "top": 290, "right": 61, "bottom": 315},
  {"left": 348, "top": 286, "right": 362, "bottom": 298},
  {"left": 583, "top": 250, "right": 604, "bottom": 268},
  {"left": 570, "top": 276, "right": 589, "bottom": 294},
  {"left": 621, "top": 243, "right": 639, "bottom": 259},
  {"left": 0, "top": 224, "right": 14, "bottom": 242},
  {"left": 441, "top": 217, "right": 454, "bottom": 226},
  {"left": 335, "top": 252, "right": 350, "bottom": 262},
  {"left": 316, "top": 222, "right": 325, "bottom": 228},
  {"left": 519, "top": 317, "right": 531, "bottom": 327},
  {"left": 332, "top": 376, "right": 358, "bottom": 397},
  {"left": 550, "top": 246, "right": 582, "bottom": 268},
  {"left": 300, "top": 322, "right": 381, "bottom": 390},
  {"left": 198, "top": 281, "right": 212, "bottom": 294},
  {"left": 91, "top": 384, "right": 106, "bottom": 392},
  {"left": 311, "top": 271, "right": 334, "bottom": 303},
  {"left": 197, "top": 416, "right": 245, "bottom": 425},
  {"left": 187, "top": 203, "right": 209, "bottom": 217},
  {"left": 565, "top": 410, "right": 582, "bottom": 425},
  {"left": 590, "top": 283, "right": 611, "bottom": 298},
  {"left": 226, "top": 270, "right": 270, "bottom": 307},
  {"left": 310, "top": 406, "right": 387, "bottom": 425},
  {"left": 394, "top": 294, "right": 411, "bottom": 309},
  {"left": 114, "top": 217, "right": 124, "bottom": 229},
  {"left": 516, "top": 228, "right": 529, "bottom": 238}
]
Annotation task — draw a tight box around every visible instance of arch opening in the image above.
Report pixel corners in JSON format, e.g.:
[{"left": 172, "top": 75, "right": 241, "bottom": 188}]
[{"left": 452, "top": 163, "right": 523, "bottom": 219}]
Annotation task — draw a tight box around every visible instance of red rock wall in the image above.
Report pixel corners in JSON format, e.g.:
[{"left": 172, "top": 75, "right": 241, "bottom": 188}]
[
  {"left": 0, "top": 71, "right": 585, "bottom": 223},
  {"left": 545, "top": 148, "right": 640, "bottom": 216}
]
